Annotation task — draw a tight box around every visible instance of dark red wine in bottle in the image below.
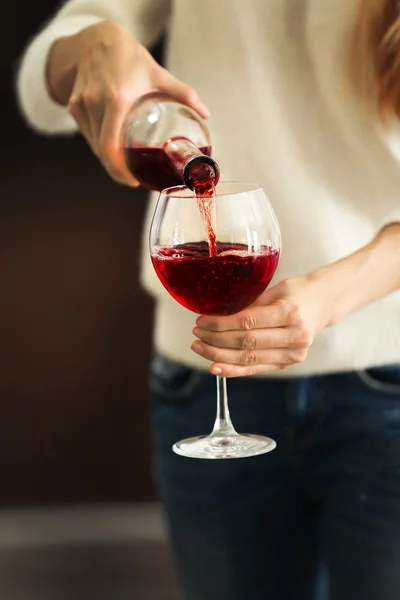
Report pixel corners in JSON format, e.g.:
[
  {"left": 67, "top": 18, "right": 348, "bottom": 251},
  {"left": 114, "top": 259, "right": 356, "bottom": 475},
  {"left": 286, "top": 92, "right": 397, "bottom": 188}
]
[
  {"left": 124, "top": 139, "right": 220, "bottom": 194},
  {"left": 124, "top": 93, "right": 220, "bottom": 257},
  {"left": 123, "top": 93, "right": 220, "bottom": 192}
]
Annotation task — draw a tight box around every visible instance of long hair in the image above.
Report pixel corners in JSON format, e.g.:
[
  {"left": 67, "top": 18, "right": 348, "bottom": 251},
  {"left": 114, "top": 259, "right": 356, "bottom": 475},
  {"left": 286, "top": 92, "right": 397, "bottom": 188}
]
[{"left": 351, "top": 0, "right": 400, "bottom": 117}]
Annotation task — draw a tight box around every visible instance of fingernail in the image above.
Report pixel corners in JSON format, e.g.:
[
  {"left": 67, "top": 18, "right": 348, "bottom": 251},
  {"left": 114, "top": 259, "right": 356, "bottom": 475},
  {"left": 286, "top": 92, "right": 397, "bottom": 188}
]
[
  {"left": 191, "top": 341, "right": 203, "bottom": 355},
  {"left": 211, "top": 366, "right": 222, "bottom": 375},
  {"left": 192, "top": 327, "right": 200, "bottom": 337}
]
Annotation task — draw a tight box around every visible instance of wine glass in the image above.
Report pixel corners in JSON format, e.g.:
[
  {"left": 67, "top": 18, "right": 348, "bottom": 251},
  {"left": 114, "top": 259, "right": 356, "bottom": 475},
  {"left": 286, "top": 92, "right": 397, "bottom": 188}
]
[{"left": 150, "top": 182, "right": 281, "bottom": 459}]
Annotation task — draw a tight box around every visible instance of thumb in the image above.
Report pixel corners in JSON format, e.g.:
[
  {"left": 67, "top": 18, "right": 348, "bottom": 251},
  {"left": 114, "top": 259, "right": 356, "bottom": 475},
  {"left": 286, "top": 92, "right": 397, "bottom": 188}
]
[
  {"left": 253, "top": 280, "right": 286, "bottom": 307},
  {"left": 159, "top": 71, "right": 210, "bottom": 119}
]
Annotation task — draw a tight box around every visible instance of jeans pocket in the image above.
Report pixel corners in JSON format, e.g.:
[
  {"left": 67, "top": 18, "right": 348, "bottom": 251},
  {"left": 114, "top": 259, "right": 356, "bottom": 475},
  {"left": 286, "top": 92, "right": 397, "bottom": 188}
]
[
  {"left": 355, "top": 365, "right": 400, "bottom": 396},
  {"left": 149, "top": 353, "right": 205, "bottom": 402}
]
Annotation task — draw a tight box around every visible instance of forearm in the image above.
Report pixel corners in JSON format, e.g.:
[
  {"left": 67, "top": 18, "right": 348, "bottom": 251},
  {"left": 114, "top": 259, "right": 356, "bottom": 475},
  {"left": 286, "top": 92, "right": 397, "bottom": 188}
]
[{"left": 311, "top": 223, "right": 400, "bottom": 327}]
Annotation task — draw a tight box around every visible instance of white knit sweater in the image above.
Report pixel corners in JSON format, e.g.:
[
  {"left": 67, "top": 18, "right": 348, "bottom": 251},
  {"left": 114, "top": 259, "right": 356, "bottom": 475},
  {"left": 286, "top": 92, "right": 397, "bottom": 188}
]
[{"left": 17, "top": 0, "right": 400, "bottom": 376}]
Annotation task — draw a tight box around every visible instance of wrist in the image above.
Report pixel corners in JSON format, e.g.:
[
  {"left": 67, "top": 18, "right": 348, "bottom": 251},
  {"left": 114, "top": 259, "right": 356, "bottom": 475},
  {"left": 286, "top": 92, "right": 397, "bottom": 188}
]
[
  {"left": 290, "top": 270, "right": 341, "bottom": 332},
  {"left": 305, "top": 224, "right": 400, "bottom": 328},
  {"left": 304, "top": 261, "right": 357, "bottom": 329}
]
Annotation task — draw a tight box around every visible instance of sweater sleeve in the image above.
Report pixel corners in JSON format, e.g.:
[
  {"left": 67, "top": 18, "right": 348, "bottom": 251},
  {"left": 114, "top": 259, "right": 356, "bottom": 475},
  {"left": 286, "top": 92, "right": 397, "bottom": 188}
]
[{"left": 16, "top": 0, "right": 171, "bottom": 134}]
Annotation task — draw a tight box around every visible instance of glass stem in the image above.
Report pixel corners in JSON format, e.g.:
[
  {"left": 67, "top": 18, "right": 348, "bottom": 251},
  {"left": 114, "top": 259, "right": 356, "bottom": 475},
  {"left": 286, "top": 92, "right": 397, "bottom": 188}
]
[{"left": 211, "top": 376, "right": 237, "bottom": 437}]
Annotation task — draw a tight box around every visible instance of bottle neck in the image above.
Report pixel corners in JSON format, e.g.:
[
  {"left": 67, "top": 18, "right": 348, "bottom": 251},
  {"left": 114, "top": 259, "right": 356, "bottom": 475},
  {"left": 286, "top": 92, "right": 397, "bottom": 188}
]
[{"left": 163, "top": 137, "right": 220, "bottom": 192}]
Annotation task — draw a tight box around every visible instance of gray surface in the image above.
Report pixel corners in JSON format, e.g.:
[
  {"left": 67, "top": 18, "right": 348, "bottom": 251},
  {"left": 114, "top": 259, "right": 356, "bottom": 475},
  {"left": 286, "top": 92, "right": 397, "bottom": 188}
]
[
  {"left": 0, "top": 505, "right": 179, "bottom": 600},
  {"left": 0, "top": 542, "right": 178, "bottom": 600}
]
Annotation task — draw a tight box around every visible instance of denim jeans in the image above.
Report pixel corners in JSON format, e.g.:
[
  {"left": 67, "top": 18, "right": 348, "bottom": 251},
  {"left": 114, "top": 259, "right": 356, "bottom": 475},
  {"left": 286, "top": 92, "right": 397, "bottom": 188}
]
[{"left": 150, "top": 354, "right": 400, "bottom": 600}]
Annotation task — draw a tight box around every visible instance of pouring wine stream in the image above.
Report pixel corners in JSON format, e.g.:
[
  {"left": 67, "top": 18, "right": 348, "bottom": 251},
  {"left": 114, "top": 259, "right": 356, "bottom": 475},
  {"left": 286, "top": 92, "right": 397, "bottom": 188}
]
[{"left": 189, "top": 161, "right": 218, "bottom": 258}]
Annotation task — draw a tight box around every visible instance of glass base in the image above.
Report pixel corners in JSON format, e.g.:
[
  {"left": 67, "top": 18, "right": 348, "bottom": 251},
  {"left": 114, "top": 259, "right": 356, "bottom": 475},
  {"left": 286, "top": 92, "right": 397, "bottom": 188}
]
[{"left": 173, "top": 433, "right": 276, "bottom": 460}]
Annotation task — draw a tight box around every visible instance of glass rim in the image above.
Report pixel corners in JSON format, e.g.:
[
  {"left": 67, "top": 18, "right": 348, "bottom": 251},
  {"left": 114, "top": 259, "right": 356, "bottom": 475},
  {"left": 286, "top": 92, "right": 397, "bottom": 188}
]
[{"left": 159, "top": 181, "right": 264, "bottom": 198}]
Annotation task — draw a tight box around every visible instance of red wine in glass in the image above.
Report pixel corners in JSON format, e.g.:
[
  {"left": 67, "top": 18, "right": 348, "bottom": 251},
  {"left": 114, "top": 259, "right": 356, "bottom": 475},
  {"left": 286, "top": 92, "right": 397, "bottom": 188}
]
[{"left": 151, "top": 242, "right": 280, "bottom": 315}]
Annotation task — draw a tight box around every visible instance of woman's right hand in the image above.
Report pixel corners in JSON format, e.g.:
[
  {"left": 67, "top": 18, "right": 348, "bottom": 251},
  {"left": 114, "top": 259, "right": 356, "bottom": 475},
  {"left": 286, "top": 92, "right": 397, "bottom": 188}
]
[{"left": 48, "top": 21, "right": 209, "bottom": 186}]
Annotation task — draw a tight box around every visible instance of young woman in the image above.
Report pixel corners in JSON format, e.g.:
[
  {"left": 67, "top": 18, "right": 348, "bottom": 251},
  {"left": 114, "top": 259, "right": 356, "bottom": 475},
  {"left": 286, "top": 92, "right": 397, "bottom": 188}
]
[{"left": 17, "top": 1, "right": 400, "bottom": 598}]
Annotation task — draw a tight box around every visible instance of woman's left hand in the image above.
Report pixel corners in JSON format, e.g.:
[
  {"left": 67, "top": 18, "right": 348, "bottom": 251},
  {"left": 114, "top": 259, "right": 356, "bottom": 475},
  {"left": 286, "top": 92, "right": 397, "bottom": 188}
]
[
  {"left": 191, "top": 276, "right": 332, "bottom": 377},
  {"left": 192, "top": 224, "right": 400, "bottom": 376}
]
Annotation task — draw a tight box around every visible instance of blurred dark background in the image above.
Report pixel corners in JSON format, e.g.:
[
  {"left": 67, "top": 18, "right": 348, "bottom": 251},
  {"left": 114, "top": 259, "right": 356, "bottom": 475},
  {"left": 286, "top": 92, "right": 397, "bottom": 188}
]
[
  {"left": 1, "top": 1, "right": 162, "bottom": 506},
  {"left": 0, "top": 7, "right": 181, "bottom": 599}
]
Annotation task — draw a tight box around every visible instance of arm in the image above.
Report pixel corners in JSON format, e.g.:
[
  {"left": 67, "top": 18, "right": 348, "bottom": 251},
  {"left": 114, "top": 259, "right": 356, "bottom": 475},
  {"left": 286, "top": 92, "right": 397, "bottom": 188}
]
[
  {"left": 191, "top": 222, "right": 400, "bottom": 377},
  {"left": 309, "top": 221, "right": 400, "bottom": 327},
  {"left": 17, "top": 0, "right": 171, "bottom": 134}
]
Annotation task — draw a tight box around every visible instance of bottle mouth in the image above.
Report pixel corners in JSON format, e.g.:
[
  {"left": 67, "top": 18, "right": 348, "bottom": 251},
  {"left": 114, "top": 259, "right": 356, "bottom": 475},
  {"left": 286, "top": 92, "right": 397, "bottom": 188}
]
[
  {"left": 184, "top": 155, "right": 221, "bottom": 191},
  {"left": 160, "top": 181, "right": 265, "bottom": 198}
]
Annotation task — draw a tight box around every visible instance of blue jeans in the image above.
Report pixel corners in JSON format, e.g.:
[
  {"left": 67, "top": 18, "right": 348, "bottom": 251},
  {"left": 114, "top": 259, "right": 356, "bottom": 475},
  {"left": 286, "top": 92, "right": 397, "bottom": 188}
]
[{"left": 150, "top": 354, "right": 400, "bottom": 600}]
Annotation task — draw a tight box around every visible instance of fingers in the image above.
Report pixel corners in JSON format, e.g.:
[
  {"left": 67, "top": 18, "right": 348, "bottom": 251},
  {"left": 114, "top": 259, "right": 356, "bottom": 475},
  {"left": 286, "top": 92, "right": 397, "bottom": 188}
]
[
  {"left": 196, "top": 301, "right": 293, "bottom": 333},
  {"left": 193, "top": 325, "right": 297, "bottom": 350},
  {"left": 209, "top": 363, "right": 289, "bottom": 378},
  {"left": 191, "top": 340, "right": 308, "bottom": 372},
  {"left": 159, "top": 69, "right": 210, "bottom": 118},
  {"left": 68, "top": 90, "right": 99, "bottom": 156},
  {"left": 99, "top": 97, "right": 139, "bottom": 186},
  {"left": 68, "top": 86, "right": 139, "bottom": 186},
  {"left": 192, "top": 297, "right": 314, "bottom": 377}
]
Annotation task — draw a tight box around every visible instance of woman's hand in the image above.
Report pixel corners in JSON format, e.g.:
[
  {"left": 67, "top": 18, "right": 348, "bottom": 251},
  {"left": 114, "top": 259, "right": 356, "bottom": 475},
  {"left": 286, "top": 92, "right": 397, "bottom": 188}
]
[
  {"left": 191, "top": 276, "right": 332, "bottom": 377},
  {"left": 191, "top": 223, "right": 400, "bottom": 377},
  {"left": 47, "top": 21, "right": 209, "bottom": 186}
]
